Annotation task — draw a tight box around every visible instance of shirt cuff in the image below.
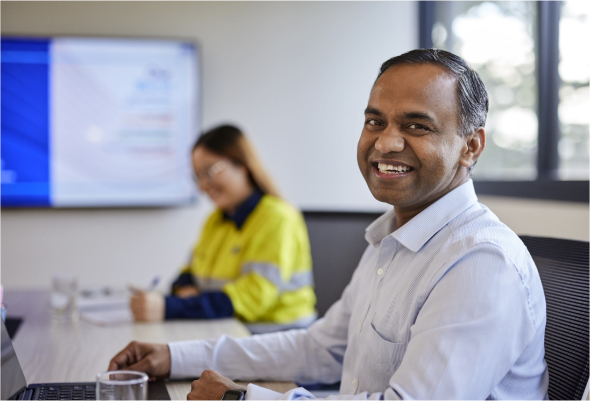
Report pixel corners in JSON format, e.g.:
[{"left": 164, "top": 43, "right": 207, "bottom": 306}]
[
  {"left": 245, "top": 384, "right": 283, "bottom": 400},
  {"left": 245, "top": 384, "right": 316, "bottom": 400},
  {"left": 168, "top": 339, "right": 209, "bottom": 379}
]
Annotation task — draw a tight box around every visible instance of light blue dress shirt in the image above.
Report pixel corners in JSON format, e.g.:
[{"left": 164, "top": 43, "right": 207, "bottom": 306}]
[{"left": 168, "top": 180, "right": 549, "bottom": 400}]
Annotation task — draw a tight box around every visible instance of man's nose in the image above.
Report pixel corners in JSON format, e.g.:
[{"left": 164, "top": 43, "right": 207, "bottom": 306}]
[{"left": 375, "top": 126, "right": 405, "bottom": 154}]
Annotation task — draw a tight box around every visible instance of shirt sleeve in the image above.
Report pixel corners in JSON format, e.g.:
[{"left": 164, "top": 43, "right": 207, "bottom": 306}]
[
  {"left": 167, "top": 263, "right": 366, "bottom": 382},
  {"left": 171, "top": 249, "right": 199, "bottom": 293},
  {"left": 170, "top": 272, "right": 197, "bottom": 294},
  {"left": 245, "top": 384, "right": 312, "bottom": 400},
  {"left": 245, "top": 384, "right": 382, "bottom": 400},
  {"left": 165, "top": 292, "right": 233, "bottom": 319},
  {"left": 222, "top": 272, "right": 280, "bottom": 322},
  {"left": 168, "top": 327, "right": 339, "bottom": 383}
]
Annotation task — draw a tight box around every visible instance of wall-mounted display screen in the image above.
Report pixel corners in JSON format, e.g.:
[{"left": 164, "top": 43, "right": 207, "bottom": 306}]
[{"left": 1, "top": 37, "right": 199, "bottom": 207}]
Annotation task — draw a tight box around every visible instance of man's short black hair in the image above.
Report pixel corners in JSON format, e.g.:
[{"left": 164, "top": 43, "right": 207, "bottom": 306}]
[{"left": 376, "top": 49, "right": 489, "bottom": 137}]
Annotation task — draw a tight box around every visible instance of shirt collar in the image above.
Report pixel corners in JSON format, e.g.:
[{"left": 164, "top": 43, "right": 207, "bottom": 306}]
[
  {"left": 224, "top": 189, "right": 264, "bottom": 229},
  {"left": 365, "top": 180, "right": 478, "bottom": 252}
]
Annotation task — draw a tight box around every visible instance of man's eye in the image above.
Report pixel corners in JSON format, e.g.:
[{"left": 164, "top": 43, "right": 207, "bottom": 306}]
[
  {"left": 366, "top": 119, "right": 382, "bottom": 127},
  {"left": 408, "top": 123, "right": 429, "bottom": 131}
]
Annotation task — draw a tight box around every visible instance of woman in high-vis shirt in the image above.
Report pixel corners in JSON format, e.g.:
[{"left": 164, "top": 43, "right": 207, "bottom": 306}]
[{"left": 130, "top": 125, "right": 317, "bottom": 333}]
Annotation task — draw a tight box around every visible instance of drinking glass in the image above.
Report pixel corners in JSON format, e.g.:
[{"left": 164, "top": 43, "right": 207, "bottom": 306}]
[
  {"left": 96, "top": 371, "right": 148, "bottom": 400},
  {"left": 50, "top": 274, "right": 78, "bottom": 322}
]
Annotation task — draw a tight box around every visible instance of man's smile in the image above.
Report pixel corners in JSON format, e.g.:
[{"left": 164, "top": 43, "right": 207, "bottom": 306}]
[{"left": 372, "top": 160, "right": 415, "bottom": 179}]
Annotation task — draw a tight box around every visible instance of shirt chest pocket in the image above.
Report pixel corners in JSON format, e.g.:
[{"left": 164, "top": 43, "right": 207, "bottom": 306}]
[
  {"left": 370, "top": 283, "right": 422, "bottom": 344},
  {"left": 359, "top": 324, "right": 408, "bottom": 393}
]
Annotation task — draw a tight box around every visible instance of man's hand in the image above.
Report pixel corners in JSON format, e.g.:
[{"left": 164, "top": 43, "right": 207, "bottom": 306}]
[
  {"left": 130, "top": 290, "right": 165, "bottom": 322},
  {"left": 187, "top": 370, "right": 246, "bottom": 400},
  {"left": 108, "top": 341, "right": 171, "bottom": 380}
]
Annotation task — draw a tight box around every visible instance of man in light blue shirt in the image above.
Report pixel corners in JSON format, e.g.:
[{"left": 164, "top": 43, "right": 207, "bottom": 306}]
[{"left": 108, "top": 49, "right": 549, "bottom": 400}]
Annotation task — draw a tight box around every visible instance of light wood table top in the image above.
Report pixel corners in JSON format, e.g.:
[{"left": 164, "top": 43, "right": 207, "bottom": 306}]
[{"left": 4, "top": 289, "right": 297, "bottom": 400}]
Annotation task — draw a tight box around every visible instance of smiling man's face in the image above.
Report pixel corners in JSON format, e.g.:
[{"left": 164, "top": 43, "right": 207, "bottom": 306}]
[{"left": 357, "top": 63, "right": 473, "bottom": 212}]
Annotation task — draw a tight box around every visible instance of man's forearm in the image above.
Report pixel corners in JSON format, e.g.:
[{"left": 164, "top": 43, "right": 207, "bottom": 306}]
[{"left": 168, "top": 329, "right": 343, "bottom": 384}]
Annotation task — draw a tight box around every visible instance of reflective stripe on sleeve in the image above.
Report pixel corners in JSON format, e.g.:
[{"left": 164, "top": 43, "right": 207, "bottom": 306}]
[
  {"left": 246, "top": 312, "right": 318, "bottom": 334},
  {"left": 194, "top": 276, "right": 232, "bottom": 292},
  {"left": 241, "top": 263, "right": 314, "bottom": 293}
]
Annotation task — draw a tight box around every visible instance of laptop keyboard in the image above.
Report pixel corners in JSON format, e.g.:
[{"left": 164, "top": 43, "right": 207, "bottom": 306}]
[
  {"left": 14, "top": 381, "right": 170, "bottom": 400},
  {"left": 37, "top": 385, "right": 96, "bottom": 400}
]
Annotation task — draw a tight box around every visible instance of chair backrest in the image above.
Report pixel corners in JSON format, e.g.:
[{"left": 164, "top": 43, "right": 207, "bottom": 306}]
[
  {"left": 304, "top": 212, "right": 381, "bottom": 317},
  {"left": 520, "top": 236, "right": 589, "bottom": 400}
]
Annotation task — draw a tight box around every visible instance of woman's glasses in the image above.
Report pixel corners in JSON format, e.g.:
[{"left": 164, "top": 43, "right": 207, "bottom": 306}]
[{"left": 193, "top": 160, "right": 230, "bottom": 183}]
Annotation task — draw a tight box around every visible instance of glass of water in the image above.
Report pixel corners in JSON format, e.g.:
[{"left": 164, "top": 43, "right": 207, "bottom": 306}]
[
  {"left": 96, "top": 371, "right": 148, "bottom": 400},
  {"left": 50, "top": 274, "right": 78, "bottom": 322}
]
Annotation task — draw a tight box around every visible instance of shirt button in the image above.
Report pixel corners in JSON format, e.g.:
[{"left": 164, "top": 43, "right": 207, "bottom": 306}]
[
  {"left": 352, "top": 379, "right": 358, "bottom": 387},
  {"left": 358, "top": 323, "right": 362, "bottom": 332},
  {"left": 377, "top": 268, "right": 384, "bottom": 275}
]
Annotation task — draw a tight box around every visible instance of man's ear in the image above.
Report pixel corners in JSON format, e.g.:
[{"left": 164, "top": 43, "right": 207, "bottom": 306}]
[{"left": 459, "top": 127, "right": 486, "bottom": 169}]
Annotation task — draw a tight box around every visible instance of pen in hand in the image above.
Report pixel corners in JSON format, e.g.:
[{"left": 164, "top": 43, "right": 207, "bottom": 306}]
[
  {"left": 128, "top": 276, "right": 165, "bottom": 322},
  {"left": 128, "top": 276, "right": 160, "bottom": 294}
]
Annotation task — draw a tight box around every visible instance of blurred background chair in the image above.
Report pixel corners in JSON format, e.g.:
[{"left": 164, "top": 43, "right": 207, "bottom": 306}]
[
  {"left": 520, "top": 236, "right": 589, "bottom": 400},
  {"left": 304, "top": 212, "right": 380, "bottom": 317}
]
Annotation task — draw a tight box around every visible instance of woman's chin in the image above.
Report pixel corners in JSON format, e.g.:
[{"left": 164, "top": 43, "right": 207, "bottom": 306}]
[
  {"left": 206, "top": 191, "right": 222, "bottom": 204},
  {"left": 212, "top": 199, "right": 230, "bottom": 211}
]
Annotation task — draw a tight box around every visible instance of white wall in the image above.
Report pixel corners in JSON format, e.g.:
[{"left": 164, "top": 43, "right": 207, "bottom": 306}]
[
  {"left": 1, "top": 200, "right": 215, "bottom": 290},
  {"left": 1, "top": 2, "right": 588, "bottom": 290},
  {"left": 0, "top": 1, "right": 418, "bottom": 288}
]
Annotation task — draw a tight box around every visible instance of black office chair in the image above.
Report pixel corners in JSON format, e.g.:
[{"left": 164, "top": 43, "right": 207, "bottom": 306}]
[{"left": 520, "top": 236, "right": 589, "bottom": 400}]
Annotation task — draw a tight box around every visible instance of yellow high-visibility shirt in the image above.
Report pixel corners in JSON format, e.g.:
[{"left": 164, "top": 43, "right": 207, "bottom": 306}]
[{"left": 184, "top": 194, "right": 316, "bottom": 329}]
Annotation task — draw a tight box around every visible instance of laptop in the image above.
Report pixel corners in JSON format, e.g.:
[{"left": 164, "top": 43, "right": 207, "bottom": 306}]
[{"left": 1, "top": 319, "right": 171, "bottom": 400}]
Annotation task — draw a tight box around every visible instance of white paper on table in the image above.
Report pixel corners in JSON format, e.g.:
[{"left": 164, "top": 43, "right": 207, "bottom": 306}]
[
  {"left": 78, "top": 294, "right": 129, "bottom": 312},
  {"left": 80, "top": 308, "right": 134, "bottom": 326}
]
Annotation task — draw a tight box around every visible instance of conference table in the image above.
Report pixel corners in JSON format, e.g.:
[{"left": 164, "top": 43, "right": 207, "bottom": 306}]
[{"left": 3, "top": 289, "right": 297, "bottom": 400}]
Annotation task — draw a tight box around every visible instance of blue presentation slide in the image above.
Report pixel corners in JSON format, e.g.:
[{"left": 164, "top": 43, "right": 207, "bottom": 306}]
[
  {"left": 1, "top": 38, "right": 51, "bottom": 206},
  {"left": 1, "top": 37, "right": 198, "bottom": 207}
]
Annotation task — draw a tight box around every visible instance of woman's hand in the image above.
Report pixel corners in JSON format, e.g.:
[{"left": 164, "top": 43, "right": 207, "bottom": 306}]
[
  {"left": 130, "top": 290, "right": 165, "bottom": 322},
  {"left": 175, "top": 285, "right": 200, "bottom": 299},
  {"left": 108, "top": 341, "right": 171, "bottom": 379}
]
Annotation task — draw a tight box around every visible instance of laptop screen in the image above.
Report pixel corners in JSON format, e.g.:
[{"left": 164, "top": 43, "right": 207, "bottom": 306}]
[{"left": 1, "top": 319, "right": 27, "bottom": 399}]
